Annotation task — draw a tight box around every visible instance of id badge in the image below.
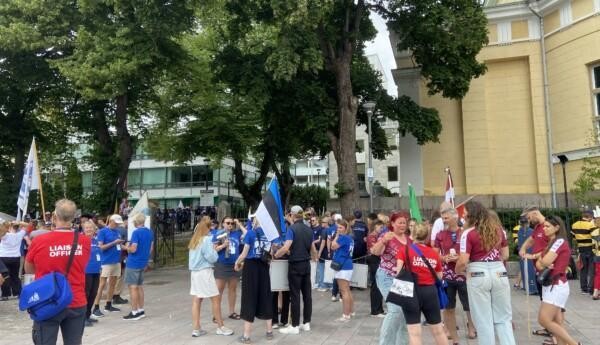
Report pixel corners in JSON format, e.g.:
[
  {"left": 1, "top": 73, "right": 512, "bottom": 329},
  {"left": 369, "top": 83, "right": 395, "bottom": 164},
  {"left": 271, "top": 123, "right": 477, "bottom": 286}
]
[
  {"left": 229, "top": 241, "right": 236, "bottom": 255},
  {"left": 390, "top": 278, "right": 414, "bottom": 297},
  {"left": 96, "top": 254, "right": 101, "bottom": 262},
  {"left": 116, "top": 244, "right": 121, "bottom": 251}
]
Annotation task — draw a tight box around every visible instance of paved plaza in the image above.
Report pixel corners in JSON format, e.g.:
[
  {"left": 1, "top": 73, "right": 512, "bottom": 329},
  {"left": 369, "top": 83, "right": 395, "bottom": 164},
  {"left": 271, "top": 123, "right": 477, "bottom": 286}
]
[{"left": 1, "top": 267, "right": 598, "bottom": 345}]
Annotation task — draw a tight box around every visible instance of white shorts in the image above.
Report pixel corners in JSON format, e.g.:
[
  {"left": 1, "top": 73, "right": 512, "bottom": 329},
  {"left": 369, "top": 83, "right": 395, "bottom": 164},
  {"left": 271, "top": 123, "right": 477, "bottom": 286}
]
[
  {"left": 334, "top": 269, "right": 353, "bottom": 282},
  {"left": 542, "top": 280, "right": 570, "bottom": 309},
  {"left": 190, "top": 268, "right": 219, "bottom": 298}
]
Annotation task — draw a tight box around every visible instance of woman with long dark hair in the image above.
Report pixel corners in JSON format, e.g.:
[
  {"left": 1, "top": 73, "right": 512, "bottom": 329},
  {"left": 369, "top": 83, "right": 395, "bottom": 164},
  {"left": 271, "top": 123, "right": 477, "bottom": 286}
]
[
  {"left": 370, "top": 211, "right": 410, "bottom": 345},
  {"left": 456, "top": 201, "right": 515, "bottom": 345},
  {"left": 530, "top": 216, "right": 581, "bottom": 345}
]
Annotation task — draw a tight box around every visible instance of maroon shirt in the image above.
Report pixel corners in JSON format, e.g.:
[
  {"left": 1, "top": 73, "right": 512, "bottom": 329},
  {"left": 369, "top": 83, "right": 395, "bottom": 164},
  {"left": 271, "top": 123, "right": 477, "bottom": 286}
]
[
  {"left": 435, "top": 229, "right": 465, "bottom": 282},
  {"left": 378, "top": 236, "right": 411, "bottom": 276},
  {"left": 543, "top": 238, "right": 570, "bottom": 283},
  {"left": 460, "top": 227, "right": 507, "bottom": 262}
]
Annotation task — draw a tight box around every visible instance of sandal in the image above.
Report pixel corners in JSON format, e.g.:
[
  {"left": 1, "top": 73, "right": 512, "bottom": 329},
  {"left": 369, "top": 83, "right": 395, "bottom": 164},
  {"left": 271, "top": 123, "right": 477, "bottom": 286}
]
[
  {"left": 533, "top": 329, "right": 552, "bottom": 337},
  {"left": 542, "top": 338, "right": 557, "bottom": 345},
  {"left": 266, "top": 331, "right": 274, "bottom": 340},
  {"left": 212, "top": 317, "right": 217, "bottom": 323},
  {"left": 229, "top": 312, "right": 241, "bottom": 320}
]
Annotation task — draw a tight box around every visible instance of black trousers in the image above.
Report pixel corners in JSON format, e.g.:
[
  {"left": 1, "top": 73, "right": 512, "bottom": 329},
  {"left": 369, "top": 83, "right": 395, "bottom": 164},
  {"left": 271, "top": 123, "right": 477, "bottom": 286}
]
[
  {"left": 0, "top": 257, "right": 21, "bottom": 297},
  {"left": 288, "top": 260, "right": 312, "bottom": 327},
  {"left": 271, "top": 290, "right": 290, "bottom": 325},
  {"left": 32, "top": 306, "right": 86, "bottom": 345},
  {"left": 579, "top": 250, "right": 595, "bottom": 293},
  {"left": 367, "top": 256, "right": 384, "bottom": 315},
  {"left": 85, "top": 274, "right": 100, "bottom": 319}
]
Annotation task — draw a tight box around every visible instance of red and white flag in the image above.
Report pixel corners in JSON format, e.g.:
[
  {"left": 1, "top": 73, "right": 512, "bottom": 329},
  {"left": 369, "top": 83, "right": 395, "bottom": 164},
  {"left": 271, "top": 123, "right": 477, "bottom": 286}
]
[{"left": 444, "top": 167, "right": 455, "bottom": 208}]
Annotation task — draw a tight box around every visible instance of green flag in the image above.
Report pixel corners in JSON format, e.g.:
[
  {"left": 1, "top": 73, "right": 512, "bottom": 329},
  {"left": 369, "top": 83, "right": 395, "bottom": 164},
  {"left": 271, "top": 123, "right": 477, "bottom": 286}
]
[{"left": 408, "top": 183, "right": 422, "bottom": 222}]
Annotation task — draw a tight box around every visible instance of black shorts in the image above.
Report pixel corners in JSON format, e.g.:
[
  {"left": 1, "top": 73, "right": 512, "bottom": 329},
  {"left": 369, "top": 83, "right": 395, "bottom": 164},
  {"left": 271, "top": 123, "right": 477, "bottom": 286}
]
[
  {"left": 240, "top": 259, "right": 273, "bottom": 322},
  {"left": 445, "top": 280, "right": 469, "bottom": 311},
  {"left": 401, "top": 285, "right": 442, "bottom": 325}
]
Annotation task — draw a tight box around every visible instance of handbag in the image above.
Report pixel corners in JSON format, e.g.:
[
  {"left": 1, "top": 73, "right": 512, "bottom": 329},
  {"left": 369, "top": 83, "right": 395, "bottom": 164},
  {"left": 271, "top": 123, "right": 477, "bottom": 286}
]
[
  {"left": 537, "top": 267, "right": 554, "bottom": 286},
  {"left": 411, "top": 244, "right": 449, "bottom": 310},
  {"left": 258, "top": 234, "right": 272, "bottom": 264},
  {"left": 386, "top": 244, "right": 417, "bottom": 308},
  {"left": 330, "top": 257, "right": 347, "bottom": 271},
  {"left": 19, "top": 231, "right": 79, "bottom": 321}
]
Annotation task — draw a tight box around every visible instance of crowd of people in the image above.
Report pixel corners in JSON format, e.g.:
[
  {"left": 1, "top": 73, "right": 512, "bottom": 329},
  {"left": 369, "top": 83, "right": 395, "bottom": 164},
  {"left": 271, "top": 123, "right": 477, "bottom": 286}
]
[{"left": 2, "top": 197, "right": 598, "bottom": 345}]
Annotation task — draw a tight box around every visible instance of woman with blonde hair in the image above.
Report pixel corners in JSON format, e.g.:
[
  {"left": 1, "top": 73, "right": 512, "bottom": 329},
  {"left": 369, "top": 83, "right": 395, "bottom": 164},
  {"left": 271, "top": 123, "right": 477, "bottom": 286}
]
[{"left": 188, "top": 216, "right": 233, "bottom": 337}]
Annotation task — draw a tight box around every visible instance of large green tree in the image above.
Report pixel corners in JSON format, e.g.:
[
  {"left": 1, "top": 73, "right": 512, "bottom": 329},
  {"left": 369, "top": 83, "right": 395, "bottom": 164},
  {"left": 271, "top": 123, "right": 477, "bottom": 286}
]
[{"left": 193, "top": 0, "right": 488, "bottom": 215}]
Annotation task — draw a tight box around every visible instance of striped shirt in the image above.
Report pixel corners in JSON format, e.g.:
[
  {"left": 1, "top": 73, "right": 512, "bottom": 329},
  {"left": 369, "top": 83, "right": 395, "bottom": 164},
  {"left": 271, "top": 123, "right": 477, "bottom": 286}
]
[{"left": 571, "top": 220, "right": 593, "bottom": 250}]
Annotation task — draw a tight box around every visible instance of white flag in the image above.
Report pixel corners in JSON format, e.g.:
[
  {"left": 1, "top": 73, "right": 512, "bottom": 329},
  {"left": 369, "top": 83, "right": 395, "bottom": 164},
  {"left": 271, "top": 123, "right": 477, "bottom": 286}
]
[
  {"left": 127, "top": 192, "right": 152, "bottom": 240},
  {"left": 16, "top": 138, "right": 41, "bottom": 221}
]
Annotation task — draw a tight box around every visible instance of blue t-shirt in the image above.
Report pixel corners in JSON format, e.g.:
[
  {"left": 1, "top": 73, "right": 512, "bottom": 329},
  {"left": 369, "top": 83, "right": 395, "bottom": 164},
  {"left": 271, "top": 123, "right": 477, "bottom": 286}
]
[
  {"left": 127, "top": 227, "right": 154, "bottom": 269},
  {"left": 97, "top": 227, "right": 122, "bottom": 265},
  {"left": 212, "top": 229, "right": 242, "bottom": 265},
  {"left": 85, "top": 236, "right": 102, "bottom": 274},
  {"left": 244, "top": 228, "right": 271, "bottom": 260},
  {"left": 312, "top": 226, "right": 322, "bottom": 242},
  {"left": 332, "top": 234, "right": 354, "bottom": 271},
  {"left": 327, "top": 224, "right": 337, "bottom": 239}
]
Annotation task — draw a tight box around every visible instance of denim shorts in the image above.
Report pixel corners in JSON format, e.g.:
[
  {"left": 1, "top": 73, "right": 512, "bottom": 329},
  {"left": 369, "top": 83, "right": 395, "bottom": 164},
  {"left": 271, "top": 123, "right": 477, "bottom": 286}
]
[{"left": 124, "top": 268, "right": 145, "bottom": 286}]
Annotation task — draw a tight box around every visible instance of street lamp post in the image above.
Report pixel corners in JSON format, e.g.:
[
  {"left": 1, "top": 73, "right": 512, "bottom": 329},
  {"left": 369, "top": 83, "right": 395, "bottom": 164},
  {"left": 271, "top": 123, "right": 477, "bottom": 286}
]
[
  {"left": 363, "top": 101, "right": 376, "bottom": 214},
  {"left": 203, "top": 158, "right": 210, "bottom": 191},
  {"left": 316, "top": 168, "right": 321, "bottom": 187}
]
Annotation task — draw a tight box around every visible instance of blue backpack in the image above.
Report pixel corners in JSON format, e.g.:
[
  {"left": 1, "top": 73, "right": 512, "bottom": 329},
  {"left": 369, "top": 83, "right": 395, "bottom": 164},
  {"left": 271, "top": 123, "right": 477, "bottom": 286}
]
[{"left": 19, "top": 231, "right": 78, "bottom": 321}]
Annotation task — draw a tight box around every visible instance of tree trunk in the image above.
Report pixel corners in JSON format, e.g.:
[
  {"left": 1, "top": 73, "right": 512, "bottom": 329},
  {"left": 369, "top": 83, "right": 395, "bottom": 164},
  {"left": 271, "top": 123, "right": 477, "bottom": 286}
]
[
  {"left": 233, "top": 147, "right": 273, "bottom": 210},
  {"left": 115, "top": 94, "right": 133, "bottom": 206},
  {"left": 271, "top": 159, "right": 294, "bottom": 210},
  {"left": 331, "top": 57, "right": 359, "bottom": 217}
]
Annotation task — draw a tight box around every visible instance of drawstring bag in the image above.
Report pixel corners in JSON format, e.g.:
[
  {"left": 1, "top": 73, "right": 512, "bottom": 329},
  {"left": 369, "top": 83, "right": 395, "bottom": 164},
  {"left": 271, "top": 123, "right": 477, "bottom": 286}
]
[{"left": 19, "top": 231, "right": 79, "bottom": 321}]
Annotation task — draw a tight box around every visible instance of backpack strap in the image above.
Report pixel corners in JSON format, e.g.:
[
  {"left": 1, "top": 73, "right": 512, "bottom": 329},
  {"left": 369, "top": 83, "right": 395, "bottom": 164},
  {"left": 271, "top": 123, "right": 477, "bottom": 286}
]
[
  {"left": 65, "top": 230, "right": 79, "bottom": 276},
  {"left": 410, "top": 244, "right": 441, "bottom": 284}
]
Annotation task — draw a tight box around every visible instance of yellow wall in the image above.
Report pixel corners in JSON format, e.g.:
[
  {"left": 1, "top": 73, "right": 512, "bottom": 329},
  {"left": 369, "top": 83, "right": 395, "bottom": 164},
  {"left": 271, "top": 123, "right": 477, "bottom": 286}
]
[
  {"left": 553, "top": 159, "right": 585, "bottom": 194},
  {"left": 544, "top": 10, "right": 561, "bottom": 34},
  {"left": 545, "top": 15, "right": 600, "bottom": 153},
  {"left": 488, "top": 24, "right": 498, "bottom": 43},
  {"left": 571, "top": 0, "right": 594, "bottom": 20},
  {"left": 511, "top": 20, "right": 529, "bottom": 40},
  {"left": 419, "top": 88, "right": 467, "bottom": 196}
]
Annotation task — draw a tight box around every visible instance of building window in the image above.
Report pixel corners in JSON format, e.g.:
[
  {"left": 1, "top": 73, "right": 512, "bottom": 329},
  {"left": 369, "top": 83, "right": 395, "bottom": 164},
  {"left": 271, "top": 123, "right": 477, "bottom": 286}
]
[
  {"left": 128, "top": 169, "right": 141, "bottom": 188},
  {"left": 356, "top": 140, "right": 365, "bottom": 153},
  {"left": 559, "top": 2, "right": 572, "bottom": 27},
  {"left": 497, "top": 21, "right": 511, "bottom": 43},
  {"left": 388, "top": 166, "right": 398, "bottom": 182},
  {"left": 192, "top": 166, "right": 213, "bottom": 187},
  {"left": 593, "top": 65, "right": 600, "bottom": 139},
  {"left": 142, "top": 168, "right": 166, "bottom": 188}
]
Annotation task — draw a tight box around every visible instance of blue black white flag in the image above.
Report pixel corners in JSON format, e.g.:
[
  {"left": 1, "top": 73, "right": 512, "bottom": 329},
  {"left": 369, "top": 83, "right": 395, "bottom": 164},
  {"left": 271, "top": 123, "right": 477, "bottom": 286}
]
[
  {"left": 16, "top": 138, "right": 41, "bottom": 221},
  {"left": 254, "top": 177, "right": 285, "bottom": 241}
]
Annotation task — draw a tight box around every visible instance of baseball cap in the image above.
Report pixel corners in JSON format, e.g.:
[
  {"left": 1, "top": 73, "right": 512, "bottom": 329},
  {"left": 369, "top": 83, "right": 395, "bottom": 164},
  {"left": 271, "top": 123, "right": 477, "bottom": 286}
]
[
  {"left": 582, "top": 209, "right": 594, "bottom": 217},
  {"left": 290, "top": 205, "right": 303, "bottom": 215},
  {"left": 109, "top": 214, "right": 124, "bottom": 224},
  {"left": 353, "top": 210, "right": 362, "bottom": 219},
  {"left": 519, "top": 215, "right": 528, "bottom": 223},
  {"left": 333, "top": 214, "right": 343, "bottom": 221}
]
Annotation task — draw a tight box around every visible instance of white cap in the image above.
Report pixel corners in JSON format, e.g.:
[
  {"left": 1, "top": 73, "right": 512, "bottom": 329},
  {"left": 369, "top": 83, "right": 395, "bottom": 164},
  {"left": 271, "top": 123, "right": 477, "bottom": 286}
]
[
  {"left": 109, "top": 214, "right": 124, "bottom": 225},
  {"left": 333, "top": 214, "right": 343, "bottom": 221},
  {"left": 290, "top": 205, "right": 303, "bottom": 215}
]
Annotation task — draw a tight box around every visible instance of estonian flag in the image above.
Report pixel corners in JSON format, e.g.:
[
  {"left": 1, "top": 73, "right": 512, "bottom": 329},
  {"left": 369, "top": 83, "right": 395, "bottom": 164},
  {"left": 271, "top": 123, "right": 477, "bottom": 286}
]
[{"left": 254, "top": 177, "right": 286, "bottom": 241}]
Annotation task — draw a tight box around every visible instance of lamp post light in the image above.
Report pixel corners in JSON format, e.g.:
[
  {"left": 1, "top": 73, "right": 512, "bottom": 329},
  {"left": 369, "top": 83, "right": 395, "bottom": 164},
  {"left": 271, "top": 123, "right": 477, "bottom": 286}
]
[
  {"left": 316, "top": 168, "right": 321, "bottom": 187},
  {"left": 203, "top": 158, "right": 210, "bottom": 191},
  {"left": 363, "top": 101, "right": 376, "bottom": 213}
]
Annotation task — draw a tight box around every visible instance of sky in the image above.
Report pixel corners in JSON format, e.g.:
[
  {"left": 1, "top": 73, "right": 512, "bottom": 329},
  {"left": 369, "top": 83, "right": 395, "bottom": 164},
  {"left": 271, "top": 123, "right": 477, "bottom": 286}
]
[{"left": 364, "top": 11, "right": 398, "bottom": 97}]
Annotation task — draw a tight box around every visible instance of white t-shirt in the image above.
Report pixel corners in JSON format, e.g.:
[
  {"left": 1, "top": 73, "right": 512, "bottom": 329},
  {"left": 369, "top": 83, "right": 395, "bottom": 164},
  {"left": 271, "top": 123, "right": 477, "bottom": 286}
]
[
  {"left": 430, "top": 218, "right": 445, "bottom": 244},
  {"left": 0, "top": 229, "right": 26, "bottom": 257}
]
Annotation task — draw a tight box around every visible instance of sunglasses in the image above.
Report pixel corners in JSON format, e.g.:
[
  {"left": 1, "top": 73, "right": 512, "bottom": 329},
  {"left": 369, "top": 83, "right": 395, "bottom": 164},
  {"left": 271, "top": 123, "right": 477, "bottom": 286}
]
[{"left": 224, "top": 221, "right": 233, "bottom": 225}]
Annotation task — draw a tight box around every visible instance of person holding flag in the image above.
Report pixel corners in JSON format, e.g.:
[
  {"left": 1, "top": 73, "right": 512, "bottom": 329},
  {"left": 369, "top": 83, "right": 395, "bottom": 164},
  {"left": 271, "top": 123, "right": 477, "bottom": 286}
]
[{"left": 235, "top": 217, "right": 274, "bottom": 344}]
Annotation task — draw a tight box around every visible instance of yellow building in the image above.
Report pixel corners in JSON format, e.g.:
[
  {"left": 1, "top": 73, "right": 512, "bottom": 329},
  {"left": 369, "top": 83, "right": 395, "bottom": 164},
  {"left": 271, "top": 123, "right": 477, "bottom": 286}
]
[{"left": 392, "top": 0, "right": 600, "bottom": 206}]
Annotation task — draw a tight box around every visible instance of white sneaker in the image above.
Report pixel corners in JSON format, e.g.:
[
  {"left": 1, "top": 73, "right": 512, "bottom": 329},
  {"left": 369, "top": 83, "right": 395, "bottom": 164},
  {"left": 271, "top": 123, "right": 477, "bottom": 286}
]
[
  {"left": 272, "top": 323, "right": 279, "bottom": 329},
  {"left": 335, "top": 315, "right": 351, "bottom": 323},
  {"left": 350, "top": 312, "right": 355, "bottom": 317},
  {"left": 278, "top": 325, "right": 300, "bottom": 334},
  {"left": 216, "top": 326, "right": 234, "bottom": 336},
  {"left": 331, "top": 296, "right": 338, "bottom": 302},
  {"left": 300, "top": 323, "right": 310, "bottom": 331},
  {"left": 317, "top": 288, "right": 328, "bottom": 292}
]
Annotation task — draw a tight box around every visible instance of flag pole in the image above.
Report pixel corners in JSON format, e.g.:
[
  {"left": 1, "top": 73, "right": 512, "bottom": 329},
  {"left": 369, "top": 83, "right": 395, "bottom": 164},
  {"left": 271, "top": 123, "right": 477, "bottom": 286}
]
[{"left": 32, "top": 138, "right": 46, "bottom": 216}]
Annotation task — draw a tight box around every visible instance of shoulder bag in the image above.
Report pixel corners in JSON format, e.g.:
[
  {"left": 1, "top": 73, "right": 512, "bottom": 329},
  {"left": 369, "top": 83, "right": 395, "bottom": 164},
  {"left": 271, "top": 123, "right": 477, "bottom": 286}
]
[
  {"left": 19, "top": 231, "right": 79, "bottom": 321},
  {"left": 386, "top": 244, "right": 417, "bottom": 308}
]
